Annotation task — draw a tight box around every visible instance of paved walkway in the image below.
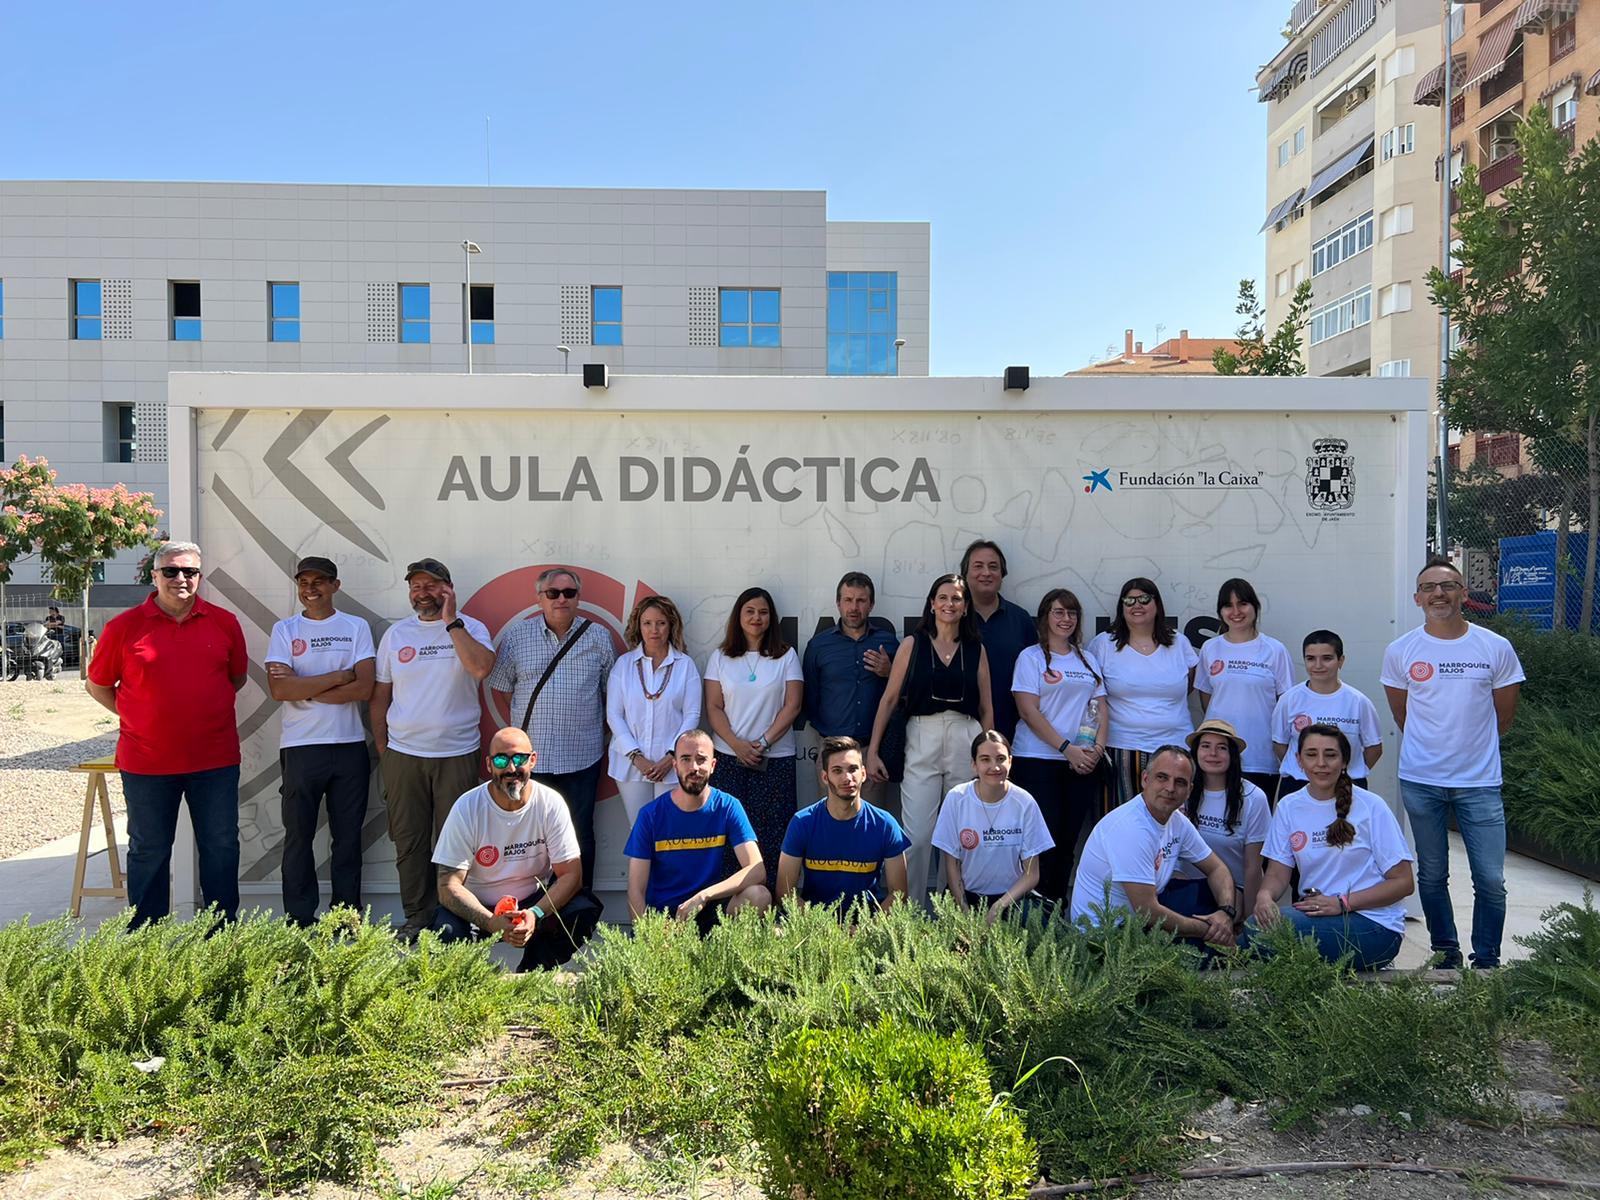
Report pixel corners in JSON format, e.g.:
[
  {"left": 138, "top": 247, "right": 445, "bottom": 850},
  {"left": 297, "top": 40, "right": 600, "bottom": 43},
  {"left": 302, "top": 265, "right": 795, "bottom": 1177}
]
[{"left": 2, "top": 825, "right": 1592, "bottom": 967}]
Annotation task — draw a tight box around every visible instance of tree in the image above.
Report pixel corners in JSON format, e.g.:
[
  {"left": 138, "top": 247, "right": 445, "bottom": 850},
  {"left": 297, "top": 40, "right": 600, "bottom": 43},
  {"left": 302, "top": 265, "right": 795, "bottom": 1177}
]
[
  {"left": 1430, "top": 106, "right": 1600, "bottom": 630},
  {"left": 0, "top": 457, "right": 53, "bottom": 584},
  {"left": 1212, "top": 278, "right": 1313, "bottom": 376}
]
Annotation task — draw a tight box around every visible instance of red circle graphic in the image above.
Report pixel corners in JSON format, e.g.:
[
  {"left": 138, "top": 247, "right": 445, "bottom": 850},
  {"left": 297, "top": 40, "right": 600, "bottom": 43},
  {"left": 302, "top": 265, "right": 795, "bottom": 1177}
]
[
  {"left": 1042, "top": 668, "right": 1063, "bottom": 685},
  {"left": 290, "top": 638, "right": 307, "bottom": 657},
  {"left": 1292, "top": 713, "right": 1312, "bottom": 732},
  {"left": 475, "top": 845, "right": 499, "bottom": 867},
  {"left": 397, "top": 645, "right": 416, "bottom": 664},
  {"left": 1209, "top": 659, "right": 1226, "bottom": 676},
  {"left": 1289, "top": 831, "right": 1308, "bottom": 852},
  {"left": 959, "top": 828, "right": 980, "bottom": 851},
  {"left": 1409, "top": 661, "right": 1434, "bottom": 682}
]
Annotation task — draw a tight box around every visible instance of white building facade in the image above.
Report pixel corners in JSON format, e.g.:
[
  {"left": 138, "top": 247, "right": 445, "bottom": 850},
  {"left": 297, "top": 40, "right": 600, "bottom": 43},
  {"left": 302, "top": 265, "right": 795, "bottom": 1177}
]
[{"left": 0, "top": 180, "right": 929, "bottom": 583}]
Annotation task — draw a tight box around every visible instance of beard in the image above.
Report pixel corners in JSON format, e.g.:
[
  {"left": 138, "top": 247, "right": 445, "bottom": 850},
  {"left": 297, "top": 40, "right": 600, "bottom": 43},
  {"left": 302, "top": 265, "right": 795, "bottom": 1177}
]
[
  {"left": 678, "top": 773, "right": 709, "bottom": 796},
  {"left": 498, "top": 774, "right": 526, "bottom": 802}
]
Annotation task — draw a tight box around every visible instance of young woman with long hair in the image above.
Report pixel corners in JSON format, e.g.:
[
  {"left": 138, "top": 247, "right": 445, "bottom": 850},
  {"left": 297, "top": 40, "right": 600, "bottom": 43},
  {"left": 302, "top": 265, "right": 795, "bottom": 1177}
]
[
  {"left": 1158, "top": 718, "right": 1268, "bottom": 932},
  {"left": 1194, "top": 578, "right": 1294, "bottom": 802}
]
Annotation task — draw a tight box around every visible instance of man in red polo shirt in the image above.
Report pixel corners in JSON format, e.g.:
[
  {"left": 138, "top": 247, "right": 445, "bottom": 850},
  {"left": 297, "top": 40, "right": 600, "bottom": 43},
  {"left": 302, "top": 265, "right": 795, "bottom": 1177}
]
[{"left": 87, "top": 541, "right": 249, "bottom": 926}]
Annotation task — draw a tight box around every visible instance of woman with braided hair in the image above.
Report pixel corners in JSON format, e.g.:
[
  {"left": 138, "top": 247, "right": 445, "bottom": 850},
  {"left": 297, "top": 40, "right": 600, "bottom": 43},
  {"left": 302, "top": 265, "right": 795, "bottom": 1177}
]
[{"left": 1250, "top": 724, "right": 1415, "bottom": 968}]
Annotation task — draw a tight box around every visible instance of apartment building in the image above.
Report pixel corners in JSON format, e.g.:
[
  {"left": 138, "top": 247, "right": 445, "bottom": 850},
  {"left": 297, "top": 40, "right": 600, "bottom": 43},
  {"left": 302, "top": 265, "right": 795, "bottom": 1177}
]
[
  {"left": 0, "top": 181, "right": 930, "bottom": 582},
  {"left": 1258, "top": 0, "right": 1445, "bottom": 392},
  {"left": 1417, "top": 0, "right": 1600, "bottom": 473}
]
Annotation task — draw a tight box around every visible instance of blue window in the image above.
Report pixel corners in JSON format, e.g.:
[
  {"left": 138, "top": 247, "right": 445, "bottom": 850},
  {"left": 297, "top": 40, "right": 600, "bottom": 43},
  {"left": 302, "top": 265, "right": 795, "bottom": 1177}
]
[
  {"left": 73, "top": 280, "right": 102, "bottom": 340},
  {"left": 719, "top": 287, "right": 781, "bottom": 347},
  {"left": 827, "top": 271, "right": 898, "bottom": 375},
  {"left": 171, "top": 281, "right": 201, "bottom": 341},
  {"left": 468, "top": 284, "right": 494, "bottom": 344},
  {"left": 400, "top": 283, "right": 430, "bottom": 343},
  {"left": 270, "top": 282, "right": 300, "bottom": 342},
  {"left": 592, "top": 286, "right": 622, "bottom": 345}
]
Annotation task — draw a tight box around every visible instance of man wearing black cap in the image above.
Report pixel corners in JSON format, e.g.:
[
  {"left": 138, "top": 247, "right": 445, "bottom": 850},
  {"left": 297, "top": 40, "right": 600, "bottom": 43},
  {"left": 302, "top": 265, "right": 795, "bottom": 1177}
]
[
  {"left": 371, "top": 557, "right": 496, "bottom": 939},
  {"left": 265, "top": 557, "right": 377, "bottom": 926}
]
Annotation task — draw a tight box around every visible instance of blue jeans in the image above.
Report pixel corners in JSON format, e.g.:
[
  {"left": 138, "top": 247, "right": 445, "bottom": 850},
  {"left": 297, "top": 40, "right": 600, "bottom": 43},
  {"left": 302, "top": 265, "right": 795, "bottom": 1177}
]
[
  {"left": 1401, "top": 781, "right": 1506, "bottom": 967},
  {"left": 1278, "top": 907, "right": 1402, "bottom": 970},
  {"left": 121, "top": 765, "right": 241, "bottom": 927}
]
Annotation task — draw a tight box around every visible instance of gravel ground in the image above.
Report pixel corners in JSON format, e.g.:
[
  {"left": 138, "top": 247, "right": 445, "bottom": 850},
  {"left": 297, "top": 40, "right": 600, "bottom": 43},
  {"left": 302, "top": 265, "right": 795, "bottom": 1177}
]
[{"left": 0, "top": 679, "right": 122, "bottom": 860}]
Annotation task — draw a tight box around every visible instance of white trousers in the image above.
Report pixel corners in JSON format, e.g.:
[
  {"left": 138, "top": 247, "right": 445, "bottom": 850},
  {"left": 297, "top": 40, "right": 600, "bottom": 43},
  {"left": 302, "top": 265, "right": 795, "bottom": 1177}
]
[
  {"left": 614, "top": 779, "right": 660, "bottom": 827},
  {"left": 900, "top": 710, "right": 981, "bottom": 903}
]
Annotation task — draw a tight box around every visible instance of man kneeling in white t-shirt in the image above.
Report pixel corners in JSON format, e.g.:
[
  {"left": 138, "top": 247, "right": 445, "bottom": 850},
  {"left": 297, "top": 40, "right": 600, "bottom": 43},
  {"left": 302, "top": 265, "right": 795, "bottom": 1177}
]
[
  {"left": 430, "top": 727, "right": 602, "bottom": 970},
  {"left": 1069, "top": 745, "right": 1237, "bottom": 948}
]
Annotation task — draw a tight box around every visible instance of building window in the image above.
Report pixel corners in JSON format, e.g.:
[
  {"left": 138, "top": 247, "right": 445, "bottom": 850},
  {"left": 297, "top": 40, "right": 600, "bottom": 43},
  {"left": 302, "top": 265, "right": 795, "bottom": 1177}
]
[
  {"left": 1291, "top": 260, "right": 1307, "bottom": 287},
  {"left": 1278, "top": 140, "right": 1290, "bottom": 167},
  {"left": 467, "top": 284, "right": 494, "bottom": 344},
  {"left": 1275, "top": 270, "right": 1289, "bottom": 298},
  {"left": 827, "top": 272, "right": 898, "bottom": 375},
  {"left": 270, "top": 282, "right": 300, "bottom": 342},
  {"left": 1381, "top": 45, "right": 1415, "bottom": 84},
  {"left": 1311, "top": 211, "right": 1374, "bottom": 275},
  {"left": 1381, "top": 123, "right": 1415, "bottom": 161},
  {"left": 1379, "top": 282, "right": 1413, "bottom": 316},
  {"left": 170, "top": 281, "right": 201, "bottom": 341},
  {"left": 1551, "top": 84, "right": 1578, "bottom": 129},
  {"left": 1294, "top": 126, "right": 1306, "bottom": 154},
  {"left": 103, "top": 403, "right": 135, "bottom": 463},
  {"left": 591, "top": 286, "right": 622, "bottom": 345},
  {"left": 1378, "top": 358, "right": 1412, "bottom": 377},
  {"left": 1309, "top": 285, "right": 1373, "bottom": 344},
  {"left": 1381, "top": 204, "right": 1414, "bottom": 238},
  {"left": 719, "top": 288, "right": 781, "bottom": 347},
  {"left": 1550, "top": 16, "right": 1575, "bottom": 62},
  {"left": 399, "top": 283, "right": 430, "bottom": 343},
  {"left": 72, "top": 280, "right": 102, "bottom": 340}
]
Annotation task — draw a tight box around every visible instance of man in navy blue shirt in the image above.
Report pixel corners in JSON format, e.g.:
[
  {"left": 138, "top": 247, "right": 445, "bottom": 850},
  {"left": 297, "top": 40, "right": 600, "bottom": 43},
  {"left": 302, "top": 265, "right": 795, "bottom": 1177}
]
[
  {"left": 961, "top": 540, "right": 1036, "bottom": 741},
  {"left": 776, "top": 737, "right": 910, "bottom": 910},
  {"left": 802, "top": 572, "right": 899, "bottom": 743},
  {"left": 624, "top": 730, "right": 771, "bottom": 933}
]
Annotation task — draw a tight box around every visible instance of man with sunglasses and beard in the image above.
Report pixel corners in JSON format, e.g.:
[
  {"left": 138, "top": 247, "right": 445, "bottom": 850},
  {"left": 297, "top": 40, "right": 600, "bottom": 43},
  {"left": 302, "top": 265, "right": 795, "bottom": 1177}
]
[
  {"left": 429, "top": 727, "right": 601, "bottom": 969},
  {"left": 87, "top": 540, "right": 249, "bottom": 927},
  {"left": 489, "top": 567, "right": 615, "bottom": 889}
]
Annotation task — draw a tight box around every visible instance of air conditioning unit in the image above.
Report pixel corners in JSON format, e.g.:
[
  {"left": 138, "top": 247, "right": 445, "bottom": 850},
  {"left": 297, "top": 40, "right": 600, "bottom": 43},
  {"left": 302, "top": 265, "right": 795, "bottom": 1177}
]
[
  {"left": 1491, "top": 137, "right": 1517, "bottom": 160},
  {"left": 1345, "top": 86, "right": 1370, "bottom": 111}
]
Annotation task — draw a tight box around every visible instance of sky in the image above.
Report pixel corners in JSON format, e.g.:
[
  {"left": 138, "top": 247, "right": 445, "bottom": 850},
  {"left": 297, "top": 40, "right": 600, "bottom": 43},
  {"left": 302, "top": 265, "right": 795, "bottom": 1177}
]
[{"left": 0, "top": 0, "right": 1284, "bottom": 376}]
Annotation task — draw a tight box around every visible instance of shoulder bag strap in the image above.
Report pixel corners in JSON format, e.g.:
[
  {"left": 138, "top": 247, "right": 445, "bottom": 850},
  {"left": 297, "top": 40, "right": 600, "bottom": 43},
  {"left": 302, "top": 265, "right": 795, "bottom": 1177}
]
[{"left": 519, "top": 618, "right": 595, "bottom": 733}]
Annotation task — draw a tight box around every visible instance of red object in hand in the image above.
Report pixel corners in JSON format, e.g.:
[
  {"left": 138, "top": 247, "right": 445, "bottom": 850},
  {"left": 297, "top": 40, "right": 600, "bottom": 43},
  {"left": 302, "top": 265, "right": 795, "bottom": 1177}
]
[{"left": 493, "top": 895, "right": 526, "bottom": 927}]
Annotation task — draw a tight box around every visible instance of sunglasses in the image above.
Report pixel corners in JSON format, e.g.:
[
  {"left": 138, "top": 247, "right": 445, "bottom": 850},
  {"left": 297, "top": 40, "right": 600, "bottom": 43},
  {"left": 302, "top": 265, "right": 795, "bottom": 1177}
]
[
  {"left": 1121, "top": 595, "right": 1154, "bottom": 608},
  {"left": 490, "top": 752, "right": 532, "bottom": 770},
  {"left": 543, "top": 588, "right": 579, "bottom": 600},
  {"left": 159, "top": 566, "right": 201, "bottom": 579}
]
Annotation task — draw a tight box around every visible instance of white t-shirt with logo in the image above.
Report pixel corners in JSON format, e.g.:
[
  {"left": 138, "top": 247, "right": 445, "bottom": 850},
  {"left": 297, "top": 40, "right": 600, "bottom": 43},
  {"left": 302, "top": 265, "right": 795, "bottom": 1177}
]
[
  {"left": 1010, "top": 643, "right": 1107, "bottom": 760},
  {"left": 375, "top": 614, "right": 495, "bottom": 757},
  {"left": 931, "top": 780, "right": 1055, "bottom": 897},
  {"left": 1193, "top": 634, "right": 1294, "bottom": 773},
  {"left": 1271, "top": 681, "right": 1384, "bottom": 781},
  {"left": 1069, "top": 797, "right": 1213, "bottom": 925},
  {"left": 265, "top": 611, "right": 376, "bottom": 748},
  {"left": 1173, "top": 781, "right": 1270, "bottom": 888},
  {"left": 1088, "top": 632, "right": 1199, "bottom": 754},
  {"left": 432, "top": 780, "right": 581, "bottom": 907},
  {"left": 1264, "top": 784, "right": 1416, "bottom": 934},
  {"left": 1379, "top": 624, "right": 1524, "bottom": 787},
  {"left": 705, "top": 647, "right": 805, "bottom": 757}
]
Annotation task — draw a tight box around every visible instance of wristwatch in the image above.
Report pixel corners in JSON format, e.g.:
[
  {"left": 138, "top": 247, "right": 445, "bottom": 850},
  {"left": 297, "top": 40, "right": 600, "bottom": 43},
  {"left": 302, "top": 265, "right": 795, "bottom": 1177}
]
[
  {"left": 1217, "top": 903, "right": 1238, "bottom": 920},
  {"left": 445, "top": 618, "right": 465, "bottom": 633}
]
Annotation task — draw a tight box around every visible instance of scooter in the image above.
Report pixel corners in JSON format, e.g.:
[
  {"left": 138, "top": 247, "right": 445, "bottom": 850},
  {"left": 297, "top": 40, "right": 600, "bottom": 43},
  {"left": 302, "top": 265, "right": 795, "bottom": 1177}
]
[{"left": 7, "top": 621, "right": 63, "bottom": 681}]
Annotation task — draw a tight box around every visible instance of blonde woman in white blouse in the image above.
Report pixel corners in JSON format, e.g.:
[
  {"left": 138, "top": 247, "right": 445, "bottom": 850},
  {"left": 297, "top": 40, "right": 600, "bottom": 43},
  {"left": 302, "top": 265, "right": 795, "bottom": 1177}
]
[{"left": 607, "top": 595, "right": 702, "bottom": 825}]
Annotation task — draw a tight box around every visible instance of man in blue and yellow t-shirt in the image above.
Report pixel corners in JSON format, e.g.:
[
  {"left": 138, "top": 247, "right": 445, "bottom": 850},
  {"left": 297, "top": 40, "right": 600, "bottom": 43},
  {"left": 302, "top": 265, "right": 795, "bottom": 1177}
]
[
  {"left": 624, "top": 730, "right": 771, "bottom": 933},
  {"left": 776, "top": 736, "right": 910, "bottom": 910}
]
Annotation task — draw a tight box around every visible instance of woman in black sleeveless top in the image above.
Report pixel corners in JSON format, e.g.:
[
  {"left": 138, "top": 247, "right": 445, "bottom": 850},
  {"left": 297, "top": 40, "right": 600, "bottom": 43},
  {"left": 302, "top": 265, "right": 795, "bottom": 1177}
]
[{"left": 867, "top": 573, "right": 993, "bottom": 906}]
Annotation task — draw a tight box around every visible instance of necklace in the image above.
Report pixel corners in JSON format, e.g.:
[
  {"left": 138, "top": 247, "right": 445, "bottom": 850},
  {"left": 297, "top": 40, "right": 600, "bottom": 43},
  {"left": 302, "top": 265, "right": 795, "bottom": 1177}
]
[
  {"left": 744, "top": 651, "right": 761, "bottom": 682},
  {"left": 636, "top": 656, "right": 674, "bottom": 701}
]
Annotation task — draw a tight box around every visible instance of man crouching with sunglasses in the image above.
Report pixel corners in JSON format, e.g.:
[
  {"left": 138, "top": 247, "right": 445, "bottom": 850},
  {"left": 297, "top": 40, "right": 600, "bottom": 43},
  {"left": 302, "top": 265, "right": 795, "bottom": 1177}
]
[{"left": 428, "top": 726, "right": 602, "bottom": 970}]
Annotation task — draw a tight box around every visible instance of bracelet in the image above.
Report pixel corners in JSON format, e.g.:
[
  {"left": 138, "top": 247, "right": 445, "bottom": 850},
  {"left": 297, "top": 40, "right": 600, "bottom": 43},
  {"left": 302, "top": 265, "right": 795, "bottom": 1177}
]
[
  {"left": 1058, "top": 739, "right": 1072, "bottom": 755},
  {"left": 1339, "top": 893, "right": 1351, "bottom": 914},
  {"left": 530, "top": 904, "right": 546, "bottom": 920}
]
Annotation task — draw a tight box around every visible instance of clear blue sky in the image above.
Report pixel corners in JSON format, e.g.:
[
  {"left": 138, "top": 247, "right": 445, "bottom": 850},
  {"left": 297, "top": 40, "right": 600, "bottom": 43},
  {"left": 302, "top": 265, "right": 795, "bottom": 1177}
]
[{"left": 0, "top": 0, "right": 1283, "bottom": 375}]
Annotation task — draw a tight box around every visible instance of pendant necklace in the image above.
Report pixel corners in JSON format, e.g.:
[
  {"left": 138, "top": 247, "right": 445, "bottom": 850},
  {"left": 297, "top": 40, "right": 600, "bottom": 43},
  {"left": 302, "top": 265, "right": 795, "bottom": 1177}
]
[
  {"left": 637, "top": 656, "right": 674, "bottom": 701},
  {"left": 745, "top": 651, "right": 760, "bottom": 682}
]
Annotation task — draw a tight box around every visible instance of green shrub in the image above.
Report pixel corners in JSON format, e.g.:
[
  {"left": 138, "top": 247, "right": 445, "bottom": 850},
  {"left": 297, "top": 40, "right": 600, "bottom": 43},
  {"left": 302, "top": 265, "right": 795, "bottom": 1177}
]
[
  {"left": 754, "top": 1018, "right": 1036, "bottom": 1200},
  {"left": 1500, "top": 706, "right": 1600, "bottom": 864},
  {"left": 1503, "top": 894, "right": 1600, "bottom": 1121}
]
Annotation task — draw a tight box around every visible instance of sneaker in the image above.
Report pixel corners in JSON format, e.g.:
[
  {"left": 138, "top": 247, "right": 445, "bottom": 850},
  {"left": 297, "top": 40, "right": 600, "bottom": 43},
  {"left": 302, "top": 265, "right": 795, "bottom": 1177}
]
[
  {"left": 1434, "top": 950, "right": 1464, "bottom": 970},
  {"left": 393, "top": 920, "right": 426, "bottom": 945}
]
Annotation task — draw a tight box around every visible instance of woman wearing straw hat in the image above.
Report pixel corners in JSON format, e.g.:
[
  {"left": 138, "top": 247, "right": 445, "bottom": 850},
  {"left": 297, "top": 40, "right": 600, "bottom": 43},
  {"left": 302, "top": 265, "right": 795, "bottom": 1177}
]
[{"left": 1158, "top": 718, "right": 1269, "bottom": 934}]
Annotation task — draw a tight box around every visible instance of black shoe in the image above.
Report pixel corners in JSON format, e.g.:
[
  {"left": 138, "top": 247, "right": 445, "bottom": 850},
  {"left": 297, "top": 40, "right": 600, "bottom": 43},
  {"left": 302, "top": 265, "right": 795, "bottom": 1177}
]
[{"left": 1434, "top": 950, "right": 1464, "bottom": 970}]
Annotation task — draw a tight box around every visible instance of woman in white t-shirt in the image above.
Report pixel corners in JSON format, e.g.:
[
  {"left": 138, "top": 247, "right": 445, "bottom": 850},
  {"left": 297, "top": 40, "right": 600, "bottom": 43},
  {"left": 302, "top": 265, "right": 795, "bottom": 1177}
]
[
  {"left": 933, "top": 730, "right": 1054, "bottom": 925},
  {"left": 705, "top": 586, "right": 805, "bottom": 890},
  {"left": 1010, "top": 588, "right": 1107, "bottom": 901},
  {"left": 1160, "top": 719, "right": 1269, "bottom": 933},
  {"left": 1250, "top": 724, "right": 1416, "bottom": 969},
  {"left": 607, "top": 595, "right": 703, "bottom": 826},
  {"left": 1194, "top": 578, "right": 1294, "bottom": 803},
  {"left": 1088, "top": 577, "right": 1198, "bottom": 807}
]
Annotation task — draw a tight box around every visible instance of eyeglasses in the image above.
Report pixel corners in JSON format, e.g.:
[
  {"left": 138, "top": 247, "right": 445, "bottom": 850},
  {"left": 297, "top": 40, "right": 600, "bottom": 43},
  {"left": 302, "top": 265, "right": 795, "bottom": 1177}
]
[
  {"left": 1048, "top": 606, "right": 1080, "bottom": 619},
  {"left": 158, "top": 566, "right": 201, "bottom": 579},
  {"left": 1417, "top": 581, "right": 1464, "bottom": 594},
  {"left": 543, "top": 588, "right": 579, "bottom": 600},
  {"left": 490, "top": 752, "right": 532, "bottom": 770},
  {"left": 1122, "top": 595, "right": 1154, "bottom": 608}
]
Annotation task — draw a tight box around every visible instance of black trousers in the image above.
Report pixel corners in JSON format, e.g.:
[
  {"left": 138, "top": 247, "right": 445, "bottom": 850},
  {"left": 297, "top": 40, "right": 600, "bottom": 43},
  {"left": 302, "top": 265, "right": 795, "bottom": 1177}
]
[
  {"left": 1008, "top": 756, "right": 1102, "bottom": 903},
  {"left": 430, "top": 886, "right": 603, "bottom": 971},
  {"left": 534, "top": 756, "right": 603, "bottom": 889},
  {"left": 280, "top": 741, "right": 371, "bottom": 924}
]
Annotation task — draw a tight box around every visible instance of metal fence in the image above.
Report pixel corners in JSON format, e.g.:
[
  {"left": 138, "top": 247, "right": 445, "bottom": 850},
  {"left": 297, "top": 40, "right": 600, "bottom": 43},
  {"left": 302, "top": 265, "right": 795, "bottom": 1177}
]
[{"left": 0, "top": 583, "right": 87, "bottom": 678}]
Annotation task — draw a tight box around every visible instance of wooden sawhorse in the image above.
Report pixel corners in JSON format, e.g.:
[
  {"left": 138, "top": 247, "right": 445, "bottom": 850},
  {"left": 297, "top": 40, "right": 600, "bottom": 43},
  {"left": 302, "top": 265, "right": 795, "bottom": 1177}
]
[{"left": 69, "top": 756, "right": 127, "bottom": 917}]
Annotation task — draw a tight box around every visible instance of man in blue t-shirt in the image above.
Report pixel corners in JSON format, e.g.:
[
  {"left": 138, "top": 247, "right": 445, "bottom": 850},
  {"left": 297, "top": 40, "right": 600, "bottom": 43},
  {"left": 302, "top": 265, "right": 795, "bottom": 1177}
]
[
  {"left": 624, "top": 730, "right": 771, "bottom": 933},
  {"left": 776, "top": 736, "right": 911, "bottom": 910}
]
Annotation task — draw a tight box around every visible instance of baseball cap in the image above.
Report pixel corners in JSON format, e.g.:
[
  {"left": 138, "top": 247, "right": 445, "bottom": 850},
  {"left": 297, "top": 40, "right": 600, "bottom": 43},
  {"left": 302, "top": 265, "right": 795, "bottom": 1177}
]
[
  {"left": 405, "top": 557, "right": 452, "bottom": 584},
  {"left": 294, "top": 556, "right": 339, "bottom": 580}
]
